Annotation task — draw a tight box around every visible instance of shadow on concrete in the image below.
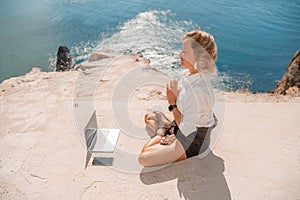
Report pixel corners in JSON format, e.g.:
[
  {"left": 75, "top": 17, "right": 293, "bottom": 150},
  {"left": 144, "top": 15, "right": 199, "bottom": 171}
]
[{"left": 140, "top": 151, "right": 231, "bottom": 200}]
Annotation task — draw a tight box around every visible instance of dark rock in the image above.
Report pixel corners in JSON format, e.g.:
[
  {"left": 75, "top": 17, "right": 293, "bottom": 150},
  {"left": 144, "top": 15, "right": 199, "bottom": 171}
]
[
  {"left": 273, "top": 50, "right": 300, "bottom": 95},
  {"left": 56, "top": 46, "right": 74, "bottom": 71}
]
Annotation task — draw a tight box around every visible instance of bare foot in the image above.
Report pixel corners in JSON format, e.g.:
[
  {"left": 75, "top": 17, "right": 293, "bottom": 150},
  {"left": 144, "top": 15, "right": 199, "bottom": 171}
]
[{"left": 144, "top": 112, "right": 158, "bottom": 133}]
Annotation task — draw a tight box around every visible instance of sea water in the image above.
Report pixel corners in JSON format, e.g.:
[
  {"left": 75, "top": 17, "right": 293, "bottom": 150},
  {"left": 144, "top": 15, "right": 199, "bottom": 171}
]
[{"left": 0, "top": 0, "right": 299, "bottom": 92}]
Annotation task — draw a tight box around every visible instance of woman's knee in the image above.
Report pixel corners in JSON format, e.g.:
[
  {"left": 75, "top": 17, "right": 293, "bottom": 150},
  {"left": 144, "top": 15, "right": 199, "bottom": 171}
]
[{"left": 138, "top": 152, "right": 150, "bottom": 167}]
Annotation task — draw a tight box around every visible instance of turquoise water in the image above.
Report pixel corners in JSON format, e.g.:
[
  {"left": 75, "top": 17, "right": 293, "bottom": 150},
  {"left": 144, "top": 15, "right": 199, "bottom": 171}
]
[{"left": 0, "top": 0, "right": 299, "bottom": 92}]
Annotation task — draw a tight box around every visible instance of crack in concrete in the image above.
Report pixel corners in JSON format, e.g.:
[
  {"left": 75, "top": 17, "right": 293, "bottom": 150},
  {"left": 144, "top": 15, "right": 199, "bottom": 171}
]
[
  {"left": 30, "top": 173, "right": 46, "bottom": 180},
  {"left": 80, "top": 181, "right": 104, "bottom": 199}
]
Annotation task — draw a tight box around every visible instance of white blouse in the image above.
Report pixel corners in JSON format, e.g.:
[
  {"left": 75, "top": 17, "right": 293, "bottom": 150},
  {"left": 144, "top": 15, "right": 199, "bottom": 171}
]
[{"left": 176, "top": 70, "right": 215, "bottom": 136}]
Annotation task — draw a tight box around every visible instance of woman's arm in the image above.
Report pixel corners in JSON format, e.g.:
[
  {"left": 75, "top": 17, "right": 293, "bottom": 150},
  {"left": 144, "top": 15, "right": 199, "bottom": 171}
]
[
  {"left": 166, "top": 79, "right": 182, "bottom": 126},
  {"left": 171, "top": 107, "right": 182, "bottom": 126}
]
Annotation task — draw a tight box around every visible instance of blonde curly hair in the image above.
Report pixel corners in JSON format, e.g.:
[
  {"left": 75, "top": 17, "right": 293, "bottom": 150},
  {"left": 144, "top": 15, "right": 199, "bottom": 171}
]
[{"left": 184, "top": 30, "right": 218, "bottom": 74}]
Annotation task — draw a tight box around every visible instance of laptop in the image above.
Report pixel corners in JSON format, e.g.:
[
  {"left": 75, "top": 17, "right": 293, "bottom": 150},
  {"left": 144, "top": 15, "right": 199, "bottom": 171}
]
[{"left": 84, "top": 110, "right": 120, "bottom": 168}]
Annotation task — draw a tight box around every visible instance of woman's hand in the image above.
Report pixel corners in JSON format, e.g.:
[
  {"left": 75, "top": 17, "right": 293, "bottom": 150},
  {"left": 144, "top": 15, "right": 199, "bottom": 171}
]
[{"left": 166, "top": 79, "right": 180, "bottom": 105}]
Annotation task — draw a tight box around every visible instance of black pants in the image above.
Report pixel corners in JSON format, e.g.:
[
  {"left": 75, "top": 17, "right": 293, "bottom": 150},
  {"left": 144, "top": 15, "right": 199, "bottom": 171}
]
[{"left": 172, "top": 115, "right": 217, "bottom": 158}]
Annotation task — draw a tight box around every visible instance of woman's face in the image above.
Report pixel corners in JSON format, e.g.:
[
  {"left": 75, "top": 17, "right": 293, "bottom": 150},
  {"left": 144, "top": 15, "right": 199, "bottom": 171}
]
[{"left": 179, "top": 39, "right": 195, "bottom": 69}]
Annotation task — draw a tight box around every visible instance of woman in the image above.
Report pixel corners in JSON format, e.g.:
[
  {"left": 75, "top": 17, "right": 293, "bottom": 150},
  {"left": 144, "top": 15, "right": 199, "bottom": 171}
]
[{"left": 138, "top": 30, "right": 218, "bottom": 167}]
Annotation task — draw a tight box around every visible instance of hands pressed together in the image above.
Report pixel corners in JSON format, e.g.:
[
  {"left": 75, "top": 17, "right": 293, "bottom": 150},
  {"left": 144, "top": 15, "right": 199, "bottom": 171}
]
[{"left": 166, "top": 79, "right": 180, "bottom": 105}]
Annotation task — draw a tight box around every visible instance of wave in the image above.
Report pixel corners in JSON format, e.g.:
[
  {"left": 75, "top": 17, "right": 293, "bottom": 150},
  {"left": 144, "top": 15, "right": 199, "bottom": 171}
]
[
  {"left": 94, "top": 10, "right": 197, "bottom": 78},
  {"left": 94, "top": 10, "right": 252, "bottom": 91},
  {"left": 48, "top": 9, "right": 252, "bottom": 91}
]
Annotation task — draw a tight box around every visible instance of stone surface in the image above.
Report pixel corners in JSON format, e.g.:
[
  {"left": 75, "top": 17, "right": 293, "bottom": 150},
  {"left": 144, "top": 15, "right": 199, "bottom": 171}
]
[
  {"left": 273, "top": 50, "right": 300, "bottom": 95},
  {"left": 1, "top": 52, "right": 300, "bottom": 199},
  {"left": 88, "top": 51, "right": 117, "bottom": 62}
]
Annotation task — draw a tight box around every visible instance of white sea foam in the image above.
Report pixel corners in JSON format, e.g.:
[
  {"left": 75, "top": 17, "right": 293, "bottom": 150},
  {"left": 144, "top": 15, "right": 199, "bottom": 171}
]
[
  {"left": 48, "top": 10, "right": 252, "bottom": 91},
  {"left": 93, "top": 10, "right": 252, "bottom": 91},
  {"left": 48, "top": 41, "right": 96, "bottom": 71},
  {"left": 94, "top": 10, "right": 196, "bottom": 78}
]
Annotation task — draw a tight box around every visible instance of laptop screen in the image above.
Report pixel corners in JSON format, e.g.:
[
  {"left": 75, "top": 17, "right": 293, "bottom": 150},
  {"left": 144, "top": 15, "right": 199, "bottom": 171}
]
[{"left": 84, "top": 111, "right": 98, "bottom": 150}]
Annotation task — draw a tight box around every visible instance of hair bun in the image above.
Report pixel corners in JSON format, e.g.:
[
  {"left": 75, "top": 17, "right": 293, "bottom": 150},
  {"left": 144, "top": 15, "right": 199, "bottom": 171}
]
[{"left": 184, "top": 30, "right": 217, "bottom": 61}]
